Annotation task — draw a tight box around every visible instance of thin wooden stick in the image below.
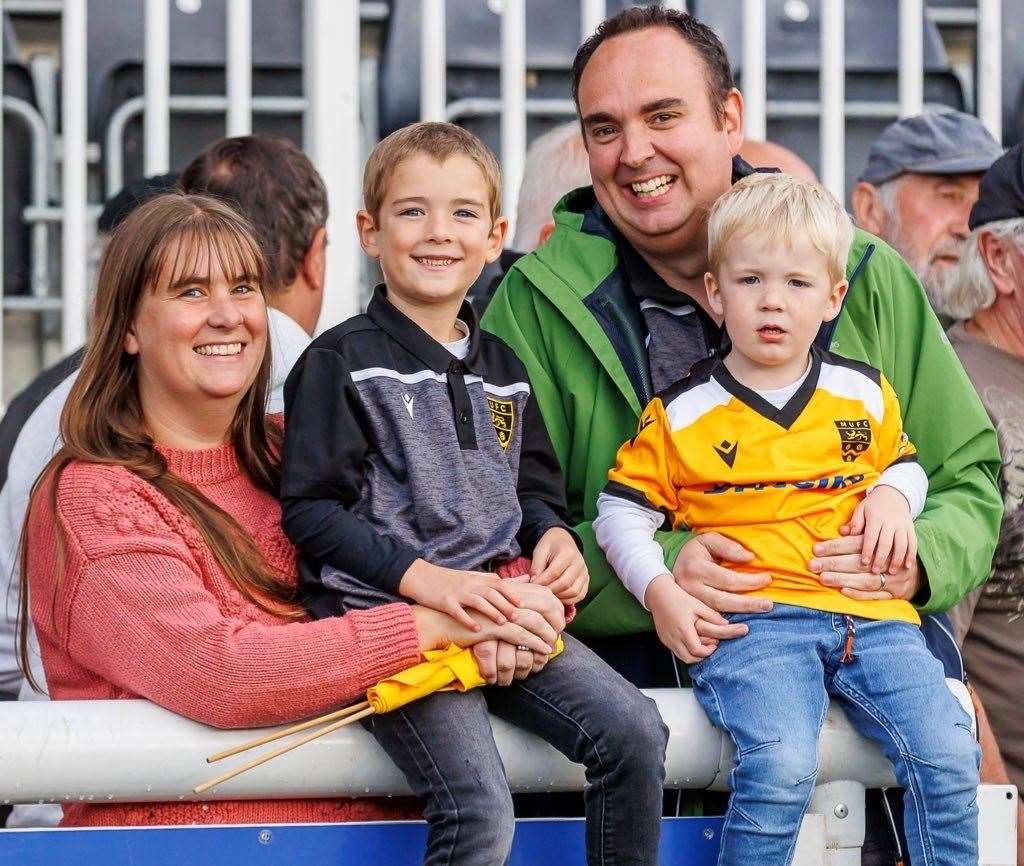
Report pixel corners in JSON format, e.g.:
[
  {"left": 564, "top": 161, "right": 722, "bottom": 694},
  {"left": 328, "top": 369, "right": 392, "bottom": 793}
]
[
  {"left": 206, "top": 700, "right": 371, "bottom": 763},
  {"left": 193, "top": 706, "right": 376, "bottom": 794}
]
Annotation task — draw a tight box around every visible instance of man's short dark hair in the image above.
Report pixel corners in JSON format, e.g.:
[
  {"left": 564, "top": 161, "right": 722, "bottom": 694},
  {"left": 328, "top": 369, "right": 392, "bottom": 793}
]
[
  {"left": 180, "top": 135, "right": 328, "bottom": 294},
  {"left": 571, "top": 7, "right": 734, "bottom": 127}
]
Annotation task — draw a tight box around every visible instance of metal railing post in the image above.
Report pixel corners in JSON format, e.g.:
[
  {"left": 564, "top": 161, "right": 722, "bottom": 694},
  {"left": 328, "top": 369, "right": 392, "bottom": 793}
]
[
  {"left": 500, "top": 0, "right": 526, "bottom": 241},
  {"left": 898, "top": 0, "right": 924, "bottom": 118},
  {"left": 420, "top": 0, "right": 446, "bottom": 121},
  {"left": 580, "top": 0, "right": 605, "bottom": 40},
  {"left": 144, "top": 0, "right": 171, "bottom": 175},
  {"left": 304, "top": 0, "right": 361, "bottom": 329},
  {"left": 977, "top": 0, "right": 1002, "bottom": 142},
  {"left": 226, "top": 0, "right": 253, "bottom": 137},
  {"left": 742, "top": 0, "right": 767, "bottom": 142},
  {"left": 62, "top": 0, "right": 89, "bottom": 352},
  {"left": 1, "top": 0, "right": 5, "bottom": 404},
  {"left": 819, "top": 0, "right": 844, "bottom": 200}
]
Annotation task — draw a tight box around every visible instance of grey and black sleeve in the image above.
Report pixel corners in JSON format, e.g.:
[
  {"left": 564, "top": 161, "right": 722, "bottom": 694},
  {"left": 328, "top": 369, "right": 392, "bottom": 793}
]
[{"left": 280, "top": 346, "right": 420, "bottom": 608}]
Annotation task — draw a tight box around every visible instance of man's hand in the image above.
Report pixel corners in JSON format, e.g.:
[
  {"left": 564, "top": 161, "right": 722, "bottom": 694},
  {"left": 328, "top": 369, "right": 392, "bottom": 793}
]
[
  {"left": 847, "top": 484, "right": 918, "bottom": 574},
  {"left": 530, "top": 527, "right": 589, "bottom": 603},
  {"left": 672, "top": 532, "right": 770, "bottom": 624},
  {"left": 810, "top": 535, "right": 924, "bottom": 602},
  {"left": 399, "top": 559, "right": 520, "bottom": 629},
  {"left": 645, "top": 573, "right": 735, "bottom": 663},
  {"left": 472, "top": 640, "right": 547, "bottom": 685}
]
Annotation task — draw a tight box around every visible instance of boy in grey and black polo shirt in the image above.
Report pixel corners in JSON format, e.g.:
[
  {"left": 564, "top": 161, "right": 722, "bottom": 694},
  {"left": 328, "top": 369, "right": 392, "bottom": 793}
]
[{"left": 280, "top": 122, "right": 666, "bottom": 866}]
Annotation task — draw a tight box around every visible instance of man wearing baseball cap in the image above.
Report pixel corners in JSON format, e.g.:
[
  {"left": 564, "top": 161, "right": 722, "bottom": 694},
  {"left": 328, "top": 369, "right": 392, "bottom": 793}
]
[
  {"left": 852, "top": 110, "right": 1003, "bottom": 318},
  {"left": 940, "top": 143, "right": 1024, "bottom": 863}
]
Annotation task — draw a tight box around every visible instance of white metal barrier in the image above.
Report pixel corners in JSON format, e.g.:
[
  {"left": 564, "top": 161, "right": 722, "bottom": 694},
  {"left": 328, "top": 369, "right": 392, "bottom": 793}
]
[
  {"left": 0, "top": 693, "right": 1016, "bottom": 864},
  {"left": 0, "top": 692, "right": 900, "bottom": 801}
]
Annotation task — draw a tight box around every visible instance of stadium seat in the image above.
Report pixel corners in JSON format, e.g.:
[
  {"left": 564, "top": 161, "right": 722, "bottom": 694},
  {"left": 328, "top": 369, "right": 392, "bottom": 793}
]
[
  {"left": 88, "top": 0, "right": 305, "bottom": 189},
  {"left": 377, "top": 0, "right": 640, "bottom": 154},
  {"left": 999, "top": 0, "right": 1023, "bottom": 145},
  {"left": 690, "top": 0, "right": 965, "bottom": 202},
  {"left": 2, "top": 55, "right": 40, "bottom": 298}
]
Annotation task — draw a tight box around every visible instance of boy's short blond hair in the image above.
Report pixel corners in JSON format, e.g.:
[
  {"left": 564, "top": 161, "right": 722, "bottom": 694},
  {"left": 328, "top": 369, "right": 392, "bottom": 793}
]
[
  {"left": 362, "top": 122, "right": 502, "bottom": 222},
  {"left": 707, "top": 173, "right": 854, "bottom": 284}
]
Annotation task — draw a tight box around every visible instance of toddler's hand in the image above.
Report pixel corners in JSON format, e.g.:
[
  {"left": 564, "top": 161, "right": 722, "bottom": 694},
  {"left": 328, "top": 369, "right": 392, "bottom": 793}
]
[
  {"left": 644, "top": 574, "right": 729, "bottom": 663},
  {"left": 399, "top": 559, "right": 520, "bottom": 630},
  {"left": 847, "top": 485, "right": 917, "bottom": 575},
  {"left": 530, "top": 527, "right": 589, "bottom": 604}
]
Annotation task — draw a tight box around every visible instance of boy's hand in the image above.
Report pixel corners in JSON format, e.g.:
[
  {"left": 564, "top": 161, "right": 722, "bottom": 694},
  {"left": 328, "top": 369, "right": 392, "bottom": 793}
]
[
  {"left": 399, "top": 559, "right": 521, "bottom": 630},
  {"left": 847, "top": 485, "right": 917, "bottom": 576},
  {"left": 645, "top": 574, "right": 731, "bottom": 663},
  {"left": 530, "top": 527, "right": 589, "bottom": 603}
]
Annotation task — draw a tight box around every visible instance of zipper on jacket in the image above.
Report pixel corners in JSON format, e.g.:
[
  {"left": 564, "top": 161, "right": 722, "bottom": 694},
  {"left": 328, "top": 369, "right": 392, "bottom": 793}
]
[{"left": 592, "top": 293, "right": 653, "bottom": 406}]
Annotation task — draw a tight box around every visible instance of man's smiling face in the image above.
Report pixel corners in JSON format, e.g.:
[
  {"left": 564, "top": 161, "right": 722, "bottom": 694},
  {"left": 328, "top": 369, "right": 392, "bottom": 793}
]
[{"left": 577, "top": 26, "right": 744, "bottom": 261}]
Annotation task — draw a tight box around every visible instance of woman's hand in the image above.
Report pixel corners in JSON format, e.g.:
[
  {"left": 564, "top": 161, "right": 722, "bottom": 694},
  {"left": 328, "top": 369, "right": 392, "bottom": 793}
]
[
  {"left": 412, "top": 604, "right": 557, "bottom": 656},
  {"left": 472, "top": 639, "right": 548, "bottom": 685}
]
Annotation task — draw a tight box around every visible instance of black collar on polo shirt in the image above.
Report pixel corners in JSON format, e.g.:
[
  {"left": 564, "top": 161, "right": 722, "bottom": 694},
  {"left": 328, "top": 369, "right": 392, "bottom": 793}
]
[{"left": 366, "top": 284, "right": 482, "bottom": 375}]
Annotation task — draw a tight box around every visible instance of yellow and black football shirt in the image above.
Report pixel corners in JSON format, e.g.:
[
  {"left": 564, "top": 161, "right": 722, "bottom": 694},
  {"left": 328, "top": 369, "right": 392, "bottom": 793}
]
[{"left": 604, "top": 347, "right": 921, "bottom": 624}]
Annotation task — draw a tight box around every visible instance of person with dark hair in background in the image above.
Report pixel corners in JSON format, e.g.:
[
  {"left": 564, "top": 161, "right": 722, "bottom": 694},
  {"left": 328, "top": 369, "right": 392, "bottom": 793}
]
[{"left": 482, "top": 7, "right": 1002, "bottom": 862}]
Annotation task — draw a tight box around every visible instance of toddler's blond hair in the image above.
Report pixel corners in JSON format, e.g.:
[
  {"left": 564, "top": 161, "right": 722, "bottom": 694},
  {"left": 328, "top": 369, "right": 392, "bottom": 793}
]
[{"left": 707, "top": 173, "right": 854, "bottom": 284}]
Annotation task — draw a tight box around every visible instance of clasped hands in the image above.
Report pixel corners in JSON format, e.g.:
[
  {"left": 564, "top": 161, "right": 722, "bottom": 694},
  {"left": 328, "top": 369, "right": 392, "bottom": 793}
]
[
  {"left": 402, "top": 527, "right": 588, "bottom": 686},
  {"left": 648, "top": 486, "right": 923, "bottom": 664}
]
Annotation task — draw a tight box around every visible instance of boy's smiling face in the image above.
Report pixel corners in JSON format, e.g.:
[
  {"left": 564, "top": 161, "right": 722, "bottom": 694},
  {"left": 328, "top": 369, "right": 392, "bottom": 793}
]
[
  {"left": 706, "top": 231, "right": 847, "bottom": 388},
  {"left": 358, "top": 152, "right": 507, "bottom": 318}
]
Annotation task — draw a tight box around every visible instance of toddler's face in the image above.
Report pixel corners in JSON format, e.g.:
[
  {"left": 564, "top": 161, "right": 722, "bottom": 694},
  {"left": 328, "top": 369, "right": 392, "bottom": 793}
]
[
  {"left": 358, "top": 152, "right": 507, "bottom": 311},
  {"left": 706, "top": 230, "right": 847, "bottom": 375}
]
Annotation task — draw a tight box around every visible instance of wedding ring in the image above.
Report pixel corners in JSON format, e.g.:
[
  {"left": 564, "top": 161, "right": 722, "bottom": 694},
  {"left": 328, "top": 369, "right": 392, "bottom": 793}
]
[
  {"left": 516, "top": 644, "right": 530, "bottom": 652},
  {"left": 878, "top": 573, "right": 888, "bottom": 591}
]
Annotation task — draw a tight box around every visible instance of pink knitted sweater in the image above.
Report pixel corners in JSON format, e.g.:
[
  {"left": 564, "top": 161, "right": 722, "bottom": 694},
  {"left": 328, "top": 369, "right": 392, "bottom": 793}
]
[{"left": 26, "top": 441, "right": 423, "bottom": 828}]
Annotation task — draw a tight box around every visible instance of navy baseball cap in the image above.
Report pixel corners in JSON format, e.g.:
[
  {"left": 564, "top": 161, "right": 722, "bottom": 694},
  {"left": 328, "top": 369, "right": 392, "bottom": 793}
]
[
  {"left": 969, "top": 143, "right": 1024, "bottom": 230},
  {"left": 859, "top": 111, "right": 1003, "bottom": 186}
]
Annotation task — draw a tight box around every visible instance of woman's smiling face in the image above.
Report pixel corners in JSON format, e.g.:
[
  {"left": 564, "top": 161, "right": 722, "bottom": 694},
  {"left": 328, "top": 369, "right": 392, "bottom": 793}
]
[{"left": 125, "top": 235, "right": 269, "bottom": 412}]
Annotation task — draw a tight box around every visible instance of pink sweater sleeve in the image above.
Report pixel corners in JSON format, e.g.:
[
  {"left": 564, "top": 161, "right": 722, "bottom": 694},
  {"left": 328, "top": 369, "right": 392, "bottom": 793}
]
[
  {"left": 38, "top": 471, "right": 422, "bottom": 729},
  {"left": 63, "top": 552, "right": 420, "bottom": 727}
]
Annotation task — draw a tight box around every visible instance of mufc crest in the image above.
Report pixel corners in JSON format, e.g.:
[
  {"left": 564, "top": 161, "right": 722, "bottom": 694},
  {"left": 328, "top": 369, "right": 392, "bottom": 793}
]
[
  {"left": 835, "top": 419, "right": 872, "bottom": 462},
  {"left": 487, "top": 396, "right": 516, "bottom": 451}
]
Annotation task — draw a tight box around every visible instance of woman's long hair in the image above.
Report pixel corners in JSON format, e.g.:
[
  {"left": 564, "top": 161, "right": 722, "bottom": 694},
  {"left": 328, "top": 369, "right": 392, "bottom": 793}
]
[{"left": 18, "top": 193, "right": 298, "bottom": 691}]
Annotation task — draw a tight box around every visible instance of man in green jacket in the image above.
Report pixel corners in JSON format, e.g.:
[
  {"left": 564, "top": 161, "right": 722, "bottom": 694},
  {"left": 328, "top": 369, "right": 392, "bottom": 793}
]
[{"left": 483, "top": 8, "right": 1001, "bottom": 660}]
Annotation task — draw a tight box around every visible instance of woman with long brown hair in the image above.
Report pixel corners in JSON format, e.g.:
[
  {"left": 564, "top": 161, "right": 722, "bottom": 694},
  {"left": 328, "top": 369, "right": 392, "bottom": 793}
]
[{"left": 19, "top": 193, "right": 561, "bottom": 828}]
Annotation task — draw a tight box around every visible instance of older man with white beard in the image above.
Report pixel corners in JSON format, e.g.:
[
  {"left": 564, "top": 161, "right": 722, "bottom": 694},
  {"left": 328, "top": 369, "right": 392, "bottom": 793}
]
[
  {"left": 941, "top": 143, "right": 1024, "bottom": 864},
  {"left": 852, "top": 111, "right": 1003, "bottom": 322}
]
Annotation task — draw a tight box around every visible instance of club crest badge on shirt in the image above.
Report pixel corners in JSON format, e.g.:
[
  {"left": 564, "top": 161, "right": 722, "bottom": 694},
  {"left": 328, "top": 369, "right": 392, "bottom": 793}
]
[
  {"left": 835, "top": 419, "right": 872, "bottom": 462},
  {"left": 487, "top": 396, "right": 516, "bottom": 450}
]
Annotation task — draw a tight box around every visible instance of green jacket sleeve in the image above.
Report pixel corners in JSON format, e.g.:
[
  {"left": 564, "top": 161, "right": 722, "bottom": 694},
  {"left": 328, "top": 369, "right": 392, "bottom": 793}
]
[
  {"left": 837, "top": 235, "right": 1003, "bottom": 613},
  {"left": 483, "top": 268, "right": 689, "bottom": 636}
]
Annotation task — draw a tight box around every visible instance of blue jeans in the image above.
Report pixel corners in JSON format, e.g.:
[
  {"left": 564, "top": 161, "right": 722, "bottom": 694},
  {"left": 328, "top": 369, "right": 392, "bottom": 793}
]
[
  {"left": 689, "top": 604, "right": 980, "bottom": 866},
  {"left": 327, "top": 570, "right": 667, "bottom": 866}
]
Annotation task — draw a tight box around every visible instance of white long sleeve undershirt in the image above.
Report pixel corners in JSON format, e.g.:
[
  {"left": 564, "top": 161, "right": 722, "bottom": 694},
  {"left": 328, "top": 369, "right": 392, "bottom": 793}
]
[{"left": 594, "top": 373, "right": 928, "bottom": 609}]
